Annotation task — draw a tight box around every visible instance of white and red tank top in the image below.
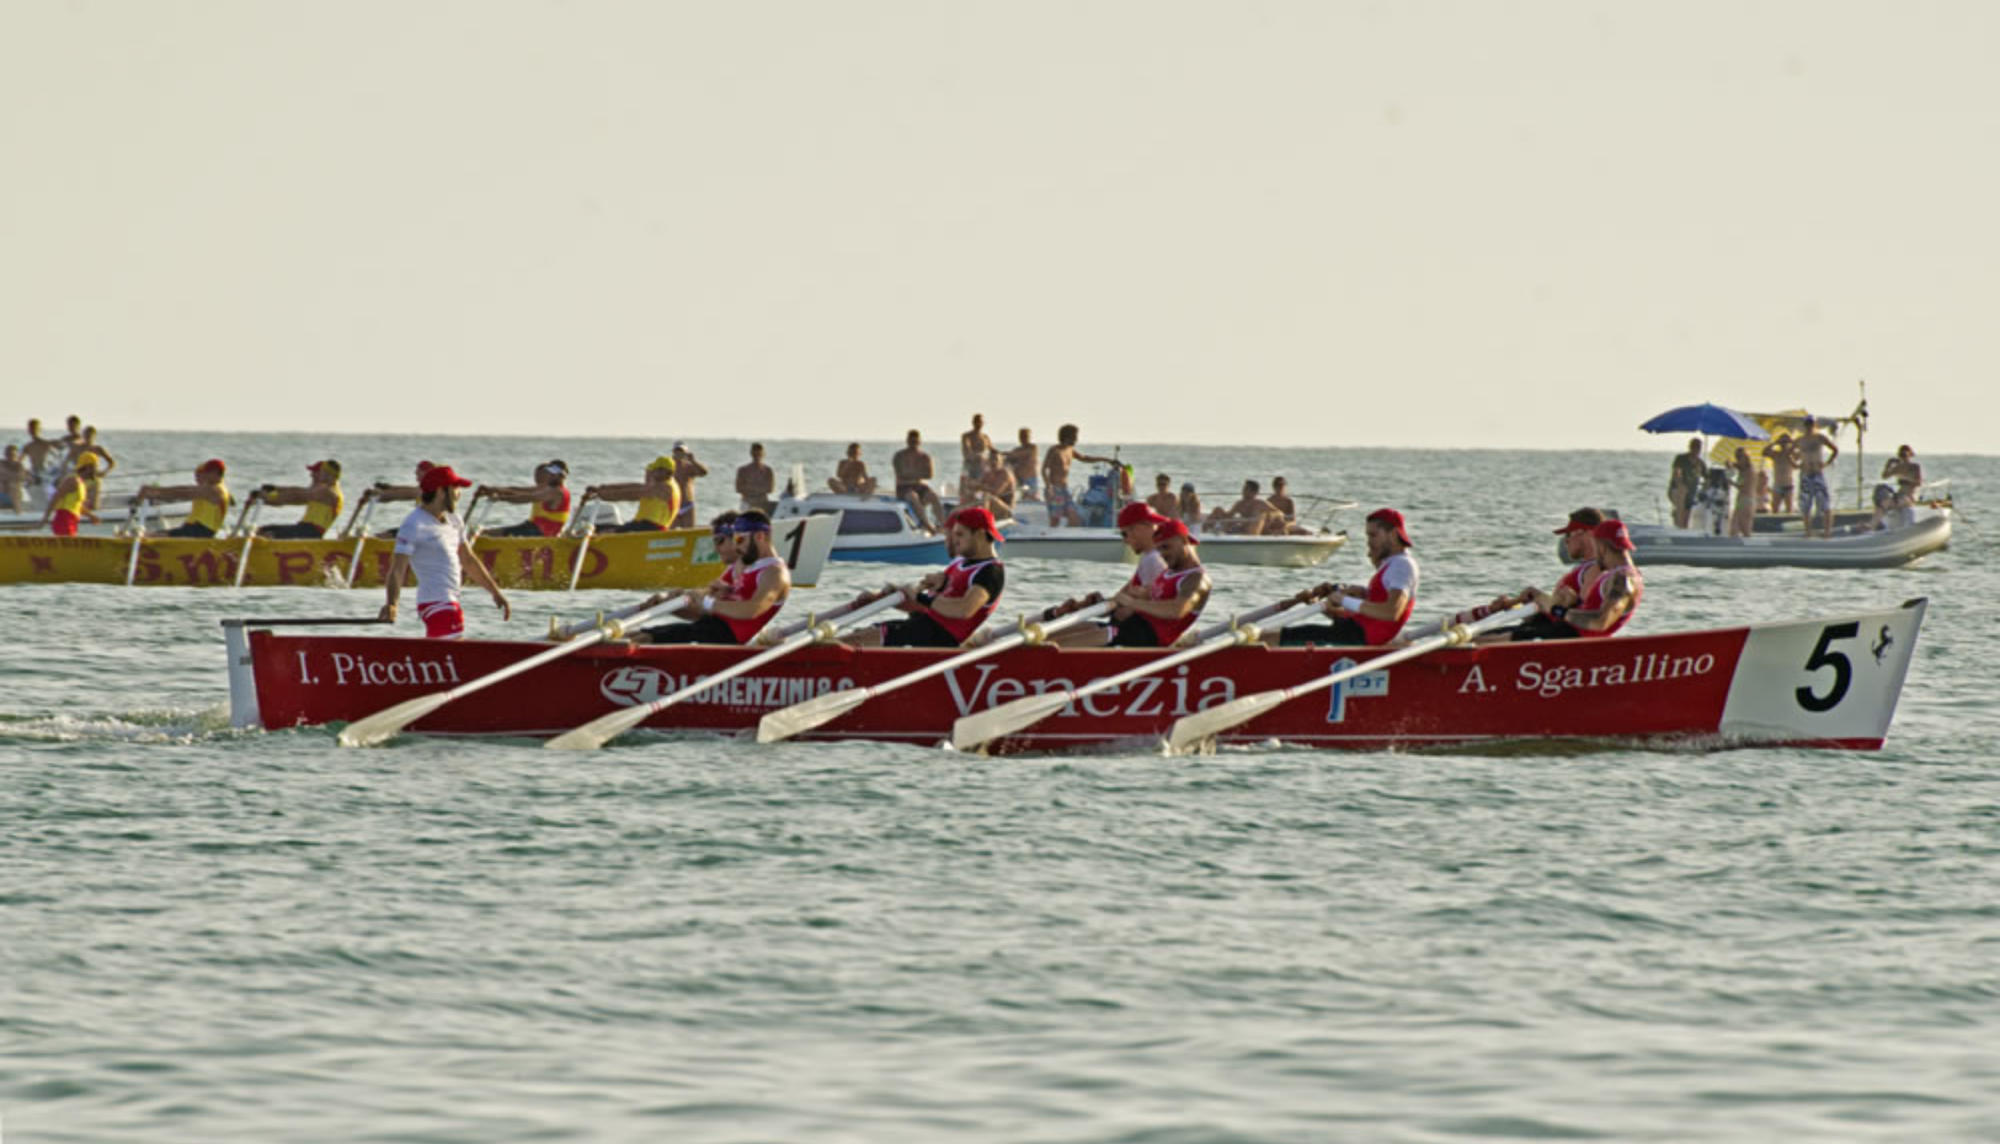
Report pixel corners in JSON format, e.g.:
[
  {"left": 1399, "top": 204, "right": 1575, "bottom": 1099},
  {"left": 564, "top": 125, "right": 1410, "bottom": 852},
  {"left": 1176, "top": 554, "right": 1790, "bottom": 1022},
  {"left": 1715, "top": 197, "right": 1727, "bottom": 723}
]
[
  {"left": 1141, "top": 565, "right": 1207, "bottom": 646},
  {"left": 926, "top": 556, "right": 1003, "bottom": 644},
  {"left": 720, "top": 556, "right": 788, "bottom": 644},
  {"left": 1356, "top": 552, "right": 1418, "bottom": 645},
  {"left": 1575, "top": 564, "right": 1642, "bottom": 638}
]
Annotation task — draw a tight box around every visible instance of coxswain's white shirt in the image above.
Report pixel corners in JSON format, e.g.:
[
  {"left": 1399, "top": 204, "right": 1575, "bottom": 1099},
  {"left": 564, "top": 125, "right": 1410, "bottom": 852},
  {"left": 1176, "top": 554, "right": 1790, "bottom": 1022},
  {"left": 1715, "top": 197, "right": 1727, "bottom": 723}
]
[
  {"left": 1377, "top": 551, "right": 1419, "bottom": 597},
  {"left": 395, "top": 508, "right": 468, "bottom": 605}
]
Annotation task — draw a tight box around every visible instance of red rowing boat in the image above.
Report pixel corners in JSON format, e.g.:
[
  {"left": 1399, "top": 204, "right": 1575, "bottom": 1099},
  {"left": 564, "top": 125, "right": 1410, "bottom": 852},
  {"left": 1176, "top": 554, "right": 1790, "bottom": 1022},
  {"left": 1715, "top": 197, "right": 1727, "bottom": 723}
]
[{"left": 224, "top": 599, "right": 1928, "bottom": 753}]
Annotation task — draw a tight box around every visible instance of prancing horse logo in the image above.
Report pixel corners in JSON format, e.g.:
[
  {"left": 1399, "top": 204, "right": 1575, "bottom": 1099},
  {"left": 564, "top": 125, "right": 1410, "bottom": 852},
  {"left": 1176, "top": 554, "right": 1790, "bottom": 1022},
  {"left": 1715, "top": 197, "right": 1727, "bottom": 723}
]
[{"left": 1871, "top": 625, "right": 1893, "bottom": 665}]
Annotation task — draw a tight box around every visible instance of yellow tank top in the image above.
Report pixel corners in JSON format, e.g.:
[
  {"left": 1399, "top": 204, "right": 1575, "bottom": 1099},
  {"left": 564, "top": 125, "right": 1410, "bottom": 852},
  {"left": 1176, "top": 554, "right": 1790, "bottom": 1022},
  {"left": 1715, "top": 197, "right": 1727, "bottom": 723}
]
[
  {"left": 302, "top": 484, "right": 343, "bottom": 532},
  {"left": 53, "top": 478, "right": 85, "bottom": 515},
  {"left": 636, "top": 485, "right": 681, "bottom": 528},
  {"left": 531, "top": 487, "right": 570, "bottom": 532},
  {"left": 189, "top": 483, "right": 233, "bottom": 532}
]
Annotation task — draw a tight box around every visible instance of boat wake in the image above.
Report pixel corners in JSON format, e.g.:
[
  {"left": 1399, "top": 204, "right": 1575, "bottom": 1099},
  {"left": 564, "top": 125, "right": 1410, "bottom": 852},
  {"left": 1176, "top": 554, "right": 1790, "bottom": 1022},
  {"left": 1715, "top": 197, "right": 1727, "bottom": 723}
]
[{"left": 0, "top": 704, "right": 237, "bottom": 745}]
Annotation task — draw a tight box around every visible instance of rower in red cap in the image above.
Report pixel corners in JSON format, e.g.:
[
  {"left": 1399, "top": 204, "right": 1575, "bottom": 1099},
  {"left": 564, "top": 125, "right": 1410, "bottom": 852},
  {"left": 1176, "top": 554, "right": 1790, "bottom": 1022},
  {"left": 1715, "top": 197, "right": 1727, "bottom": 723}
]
[
  {"left": 1054, "top": 515, "right": 1211, "bottom": 647},
  {"left": 1466, "top": 507, "right": 1605, "bottom": 642},
  {"left": 136, "top": 459, "right": 236, "bottom": 538},
  {"left": 1277, "top": 507, "right": 1419, "bottom": 646},
  {"left": 1528, "top": 518, "right": 1643, "bottom": 637},
  {"left": 845, "top": 506, "right": 1007, "bottom": 647},
  {"left": 379, "top": 465, "right": 511, "bottom": 639},
  {"left": 628, "top": 510, "right": 791, "bottom": 645}
]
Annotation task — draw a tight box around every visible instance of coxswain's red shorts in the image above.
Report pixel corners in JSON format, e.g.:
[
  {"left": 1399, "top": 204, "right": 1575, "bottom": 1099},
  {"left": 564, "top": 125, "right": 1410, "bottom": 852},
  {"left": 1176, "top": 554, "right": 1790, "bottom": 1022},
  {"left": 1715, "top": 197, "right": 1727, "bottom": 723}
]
[
  {"left": 50, "top": 510, "right": 80, "bottom": 537},
  {"left": 419, "top": 600, "right": 466, "bottom": 640}
]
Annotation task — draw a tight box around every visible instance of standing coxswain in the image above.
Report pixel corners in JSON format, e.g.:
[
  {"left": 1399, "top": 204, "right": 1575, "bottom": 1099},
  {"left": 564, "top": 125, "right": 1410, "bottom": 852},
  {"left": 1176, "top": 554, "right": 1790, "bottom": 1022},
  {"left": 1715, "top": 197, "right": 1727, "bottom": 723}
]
[
  {"left": 136, "top": 459, "right": 235, "bottom": 538},
  {"left": 627, "top": 511, "right": 791, "bottom": 645},
  {"left": 845, "top": 507, "right": 1007, "bottom": 648},
  {"left": 255, "top": 460, "right": 345, "bottom": 538},
  {"left": 379, "top": 466, "right": 509, "bottom": 639},
  {"left": 40, "top": 455, "right": 101, "bottom": 535},
  {"left": 1276, "top": 508, "right": 1418, "bottom": 647}
]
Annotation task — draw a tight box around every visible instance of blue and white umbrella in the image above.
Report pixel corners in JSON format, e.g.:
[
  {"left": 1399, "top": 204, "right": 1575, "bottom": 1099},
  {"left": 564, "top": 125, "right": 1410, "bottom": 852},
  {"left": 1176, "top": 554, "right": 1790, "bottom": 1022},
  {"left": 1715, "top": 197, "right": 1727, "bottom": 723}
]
[{"left": 1638, "top": 403, "right": 1770, "bottom": 440}]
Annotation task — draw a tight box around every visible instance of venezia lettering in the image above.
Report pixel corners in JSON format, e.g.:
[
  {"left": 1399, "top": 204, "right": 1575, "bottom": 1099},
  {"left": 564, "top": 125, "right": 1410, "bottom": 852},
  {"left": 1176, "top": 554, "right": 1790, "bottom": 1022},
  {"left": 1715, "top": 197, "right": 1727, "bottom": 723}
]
[{"left": 940, "top": 663, "right": 1234, "bottom": 718}]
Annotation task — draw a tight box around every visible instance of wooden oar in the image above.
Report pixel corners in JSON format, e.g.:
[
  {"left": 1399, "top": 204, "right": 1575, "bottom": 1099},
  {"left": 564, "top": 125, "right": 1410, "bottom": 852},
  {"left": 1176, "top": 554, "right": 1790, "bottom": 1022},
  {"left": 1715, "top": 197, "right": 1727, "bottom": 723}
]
[
  {"left": 343, "top": 493, "right": 378, "bottom": 589},
  {"left": 1181, "top": 585, "right": 1334, "bottom": 645},
  {"left": 122, "top": 502, "right": 146, "bottom": 586},
  {"left": 756, "top": 600, "right": 1117, "bottom": 744},
  {"left": 1161, "top": 606, "right": 1524, "bottom": 755},
  {"left": 338, "top": 487, "right": 374, "bottom": 538},
  {"left": 544, "top": 594, "right": 908, "bottom": 751},
  {"left": 548, "top": 592, "right": 695, "bottom": 641},
  {"left": 231, "top": 499, "right": 262, "bottom": 588},
  {"left": 756, "top": 585, "right": 908, "bottom": 645},
  {"left": 337, "top": 596, "right": 692, "bottom": 747},
  {"left": 566, "top": 522, "right": 597, "bottom": 591},
  {"left": 948, "top": 599, "right": 1330, "bottom": 753}
]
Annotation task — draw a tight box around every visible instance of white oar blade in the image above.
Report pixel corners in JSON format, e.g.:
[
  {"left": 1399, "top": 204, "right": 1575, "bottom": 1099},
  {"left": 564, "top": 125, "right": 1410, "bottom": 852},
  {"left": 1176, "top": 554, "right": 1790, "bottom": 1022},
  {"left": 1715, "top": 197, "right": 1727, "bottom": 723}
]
[
  {"left": 950, "top": 692, "right": 1071, "bottom": 752},
  {"left": 337, "top": 693, "right": 456, "bottom": 748},
  {"left": 756, "top": 687, "right": 870, "bottom": 744},
  {"left": 1164, "top": 692, "right": 1287, "bottom": 754},
  {"left": 545, "top": 704, "right": 653, "bottom": 751}
]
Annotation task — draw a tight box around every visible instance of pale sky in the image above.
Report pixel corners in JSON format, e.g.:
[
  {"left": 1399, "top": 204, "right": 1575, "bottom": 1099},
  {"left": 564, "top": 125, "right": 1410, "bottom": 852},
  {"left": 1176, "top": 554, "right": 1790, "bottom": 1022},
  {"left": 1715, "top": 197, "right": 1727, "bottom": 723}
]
[{"left": 3, "top": 1, "right": 1995, "bottom": 451}]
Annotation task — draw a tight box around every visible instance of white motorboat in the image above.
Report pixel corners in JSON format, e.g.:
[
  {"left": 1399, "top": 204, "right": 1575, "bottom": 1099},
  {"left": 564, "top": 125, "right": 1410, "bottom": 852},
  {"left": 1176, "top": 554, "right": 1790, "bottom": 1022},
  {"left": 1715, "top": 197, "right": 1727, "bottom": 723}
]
[{"left": 1625, "top": 510, "right": 1952, "bottom": 569}]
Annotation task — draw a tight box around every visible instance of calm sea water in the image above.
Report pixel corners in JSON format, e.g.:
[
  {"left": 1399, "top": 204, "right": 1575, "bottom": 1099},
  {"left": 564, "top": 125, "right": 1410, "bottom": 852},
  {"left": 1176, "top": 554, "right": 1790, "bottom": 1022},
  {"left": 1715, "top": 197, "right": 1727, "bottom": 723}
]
[{"left": 3, "top": 432, "right": 1996, "bottom": 1143}]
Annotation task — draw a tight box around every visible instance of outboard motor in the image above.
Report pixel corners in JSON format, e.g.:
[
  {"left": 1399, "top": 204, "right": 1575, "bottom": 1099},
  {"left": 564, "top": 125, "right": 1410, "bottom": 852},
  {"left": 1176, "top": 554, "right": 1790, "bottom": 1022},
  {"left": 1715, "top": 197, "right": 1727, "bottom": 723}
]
[{"left": 1079, "top": 471, "right": 1116, "bottom": 528}]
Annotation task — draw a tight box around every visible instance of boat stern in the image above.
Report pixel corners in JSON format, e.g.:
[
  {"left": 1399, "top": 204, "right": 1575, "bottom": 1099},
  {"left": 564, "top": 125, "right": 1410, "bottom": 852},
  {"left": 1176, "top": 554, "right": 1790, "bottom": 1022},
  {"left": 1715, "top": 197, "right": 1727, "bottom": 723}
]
[{"left": 1718, "top": 598, "right": 1928, "bottom": 748}]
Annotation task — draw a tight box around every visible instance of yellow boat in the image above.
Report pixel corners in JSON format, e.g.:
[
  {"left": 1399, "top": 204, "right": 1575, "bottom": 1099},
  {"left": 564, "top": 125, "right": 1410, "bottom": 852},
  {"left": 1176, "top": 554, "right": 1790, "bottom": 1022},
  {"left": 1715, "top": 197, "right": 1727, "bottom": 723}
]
[{"left": 0, "top": 516, "right": 839, "bottom": 590}]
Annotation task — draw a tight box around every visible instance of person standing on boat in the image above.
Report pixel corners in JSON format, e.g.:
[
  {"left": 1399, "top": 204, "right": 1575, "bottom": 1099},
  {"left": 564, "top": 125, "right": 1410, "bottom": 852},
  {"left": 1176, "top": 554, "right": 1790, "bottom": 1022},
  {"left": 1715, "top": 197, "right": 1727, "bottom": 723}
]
[
  {"left": 846, "top": 507, "right": 1007, "bottom": 648},
  {"left": 736, "top": 443, "right": 776, "bottom": 515},
  {"left": 629, "top": 512, "right": 791, "bottom": 645},
  {"left": 960, "top": 414, "right": 993, "bottom": 484},
  {"left": 828, "top": 443, "right": 879, "bottom": 496},
  {"left": 1796, "top": 415, "right": 1841, "bottom": 539},
  {"left": 1762, "top": 432, "right": 1800, "bottom": 514},
  {"left": 1668, "top": 438, "right": 1706, "bottom": 529},
  {"left": 1277, "top": 508, "right": 1418, "bottom": 647},
  {"left": 40, "top": 455, "right": 99, "bottom": 535},
  {"left": 669, "top": 442, "right": 707, "bottom": 527},
  {"left": 893, "top": 430, "right": 946, "bottom": 532},
  {"left": 380, "top": 465, "right": 509, "bottom": 639},
  {"left": 21, "top": 419, "right": 61, "bottom": 488},
  {"left": 255, "top": 459, "right": 346, "bottom": 538},
  {"left": 475, "top": 462, "right": 571, "bottom": 538},
  {"left": 1728, "top": 448, "right": 1758, "bottom": 538},
  {"left": 1041, "top": 424, "right": 1116, "bottom": 528},
  {"left": 136, "top": 459, "right": 235, "bottom": 538},
  {"left": 1005, "top": 428, "right": 1041, "bottom": 501},
  {"left": 584, "top": 456, "right": 681, "bottom": 533}
]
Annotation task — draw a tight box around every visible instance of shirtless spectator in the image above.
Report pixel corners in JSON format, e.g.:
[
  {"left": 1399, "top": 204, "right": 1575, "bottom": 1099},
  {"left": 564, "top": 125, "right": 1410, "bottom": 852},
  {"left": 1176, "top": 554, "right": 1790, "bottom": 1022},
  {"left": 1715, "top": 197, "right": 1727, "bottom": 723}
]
[
  {"left": 1005, "top": 428, "right": 1041, "bottom": 501},
  {"left": 828, "top": 443, "right": 879, "bottom": 496},
  {"left": 21, "top": 420, "right": 60, "bottom": 484},
  {"left": 65, "top": 426, "right": 116, "bottom": 480},
  {"left": 736, "top": 442, "right": 776, "bottom": 514},
  {"left": 1796, "top": 415, "right": 1841, "bottom": 539},
  {"left": 960, "top": 414, "right": 993, "bottom": 483},
  {"left": 1882, "top": 445, "right": 1924, "bottom": 508},
  {"left": 893, "top": 430, "right": 945, "bottom": 531},
  {"left": 1761, "top": 432, "right": 1800, "bottom": 514},
  {"left": 670, "top": 441, "right": 708, "bottom": 527},
  {"left": 1146, "top": 473, "right": 1180, "bottom": 519},
  {"left": 0, "top": 445, "right": 28, "bottom": 510},
  {"left": 1268, "top": 477, "right": 1298, "bottom": 525},
  {"left": 1206, "top": 480, "right": 1283, "bottom": 536},
  {"left": 1668, "top": 437, "right": 1705, "bottom": 529},
  {"left": 1040, "top": 424, "right": 1115, "bottom": 528}
]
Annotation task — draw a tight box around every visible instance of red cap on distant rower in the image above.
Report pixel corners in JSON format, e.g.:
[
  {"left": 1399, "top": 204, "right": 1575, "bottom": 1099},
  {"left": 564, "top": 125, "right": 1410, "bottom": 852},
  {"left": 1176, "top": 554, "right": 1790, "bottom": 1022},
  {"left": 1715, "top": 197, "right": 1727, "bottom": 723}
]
[
  {"left": 420, "top": 465, "right": 474, "bottom": 494},
  {"left": 1593, "top": 519, "right": 1635, "bottom": 551},
  {"left": 1154, "top": 517, "right": 1198, "bottom": 545},
  {"left": 197, "top": 458, "right": 226, "bottom": 476},
  {"left": 1367, "top": 507, "right": 1412, "bottom": 546},
  {"left": 948, "top": 506, "right": 1004, "bottom": 543},
  {"left": 1116, "top": 502, "right": 1167, "bottom": 529}
]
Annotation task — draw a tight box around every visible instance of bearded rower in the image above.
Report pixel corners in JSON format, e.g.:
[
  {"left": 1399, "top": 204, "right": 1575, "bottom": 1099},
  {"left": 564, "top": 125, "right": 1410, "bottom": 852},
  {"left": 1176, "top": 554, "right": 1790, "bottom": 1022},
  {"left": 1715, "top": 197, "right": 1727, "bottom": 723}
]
[
  {"left": 1277, "top": 508, "right": 1418, "bottom": 647},
  {"left": 1465, "top": 507, "right": 1604, "bottom": 643},
  {"left": 845, "top": 507, "right": 1007, "bottom": 648},
  {"left": 1050, "top": 515, "right": 1209, "bottom": 648},
  {"left": 255, "top": 459, "right": 345, "bottom": 538},
  {"left": 475, "top": 461, "right": 571, "bottom": 537},
  {"left": 380, "top": 466, "right": 510, "bottom": 639},
  {"left": 629, "top": 511, "right": 791, "bottom": 645},
  {"left": 584, "top": 456, "right": 680, "bottom": 533},
  {"left": 137, "top": 459, "right": 235, "bottom": 538},
  {"left": 1523, "top": 520, "right": 1643, "bottom": 637}
]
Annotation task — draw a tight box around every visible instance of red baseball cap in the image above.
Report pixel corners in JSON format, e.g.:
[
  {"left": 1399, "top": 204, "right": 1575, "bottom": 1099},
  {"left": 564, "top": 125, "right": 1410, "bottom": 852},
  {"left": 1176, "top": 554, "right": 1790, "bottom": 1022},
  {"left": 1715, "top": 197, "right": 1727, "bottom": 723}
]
[
  {"left": 1554, "top": 507, "right": 1605, "bottom": 535},
  {"left": 420, "top": 465, "right": 474, "bottom": 494},
  {"left": 1154, "top": 517, "right": 1198, "bottom": 545},
  {"left": 197, "top": 458, "right": 226, "bottom": 476},
  {"left": 1116, "top": 503, "right": 1167, "bottom": 530},
  {"left": 1593, "top": 519, "right": 1635, "bottom": 551},
  {"left": 1367, "top": 507, "right": 1412, "bottom": 546},
  {"left": 948, "top": 506, "right": 1005, "bottom": 543}
]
